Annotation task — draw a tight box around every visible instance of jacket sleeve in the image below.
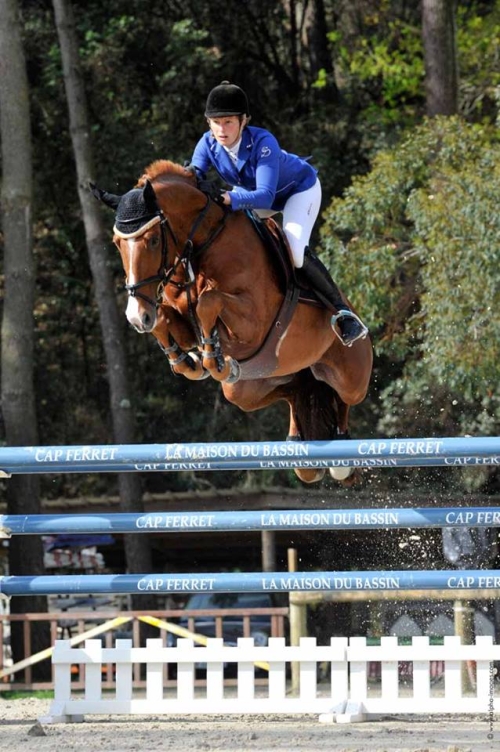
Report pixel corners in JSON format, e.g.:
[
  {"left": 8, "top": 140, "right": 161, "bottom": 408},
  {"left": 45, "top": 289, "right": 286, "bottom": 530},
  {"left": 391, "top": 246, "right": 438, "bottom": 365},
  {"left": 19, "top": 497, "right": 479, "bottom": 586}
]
[{"left": 228, "top": 133, "right": 281, "bottom": 211}]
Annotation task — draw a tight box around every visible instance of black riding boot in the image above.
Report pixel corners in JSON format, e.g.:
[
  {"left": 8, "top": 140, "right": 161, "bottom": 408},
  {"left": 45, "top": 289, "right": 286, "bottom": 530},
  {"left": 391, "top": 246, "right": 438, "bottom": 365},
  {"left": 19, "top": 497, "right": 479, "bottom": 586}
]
[{"left": 301, "top": 248, "right": 368, "bottom": 346}]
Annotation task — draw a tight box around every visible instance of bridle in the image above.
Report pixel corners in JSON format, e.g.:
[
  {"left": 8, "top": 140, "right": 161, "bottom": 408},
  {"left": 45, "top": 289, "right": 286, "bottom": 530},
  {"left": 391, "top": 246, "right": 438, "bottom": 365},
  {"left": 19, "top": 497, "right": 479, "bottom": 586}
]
[
  {"left": 122, "top": 195, "right": 227, "bottom": 310},
  {"left": 122, "top": 213, "right": 179, "bottom": 308}
]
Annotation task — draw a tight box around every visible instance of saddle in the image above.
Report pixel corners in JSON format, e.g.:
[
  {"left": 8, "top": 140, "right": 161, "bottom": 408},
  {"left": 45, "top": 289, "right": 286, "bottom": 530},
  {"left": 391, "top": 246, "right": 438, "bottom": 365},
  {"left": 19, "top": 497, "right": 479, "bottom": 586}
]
[{"left": 245, "top": 211, "right": 321, "bottom": 306}]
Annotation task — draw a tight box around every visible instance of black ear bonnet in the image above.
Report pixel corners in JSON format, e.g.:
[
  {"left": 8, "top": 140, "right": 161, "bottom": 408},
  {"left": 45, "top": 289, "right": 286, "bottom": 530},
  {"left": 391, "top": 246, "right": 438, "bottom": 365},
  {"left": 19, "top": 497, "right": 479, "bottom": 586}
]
[{"left": 90, "top": 180, "right": 160, "bottom": 238}]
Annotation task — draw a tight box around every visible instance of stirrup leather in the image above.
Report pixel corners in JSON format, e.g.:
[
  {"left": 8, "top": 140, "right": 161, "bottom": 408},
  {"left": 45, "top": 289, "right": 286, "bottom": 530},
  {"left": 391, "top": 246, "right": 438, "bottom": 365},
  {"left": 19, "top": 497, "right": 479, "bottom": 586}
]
[{"left": 331, "top": 309, "right": 369, "bottom": 347}]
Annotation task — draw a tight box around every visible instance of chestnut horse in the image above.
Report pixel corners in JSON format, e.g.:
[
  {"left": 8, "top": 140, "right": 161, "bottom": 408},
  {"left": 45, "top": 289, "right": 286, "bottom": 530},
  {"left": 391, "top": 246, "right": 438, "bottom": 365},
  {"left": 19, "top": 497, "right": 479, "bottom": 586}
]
[{"left": 91, "top": 160, "right": 373, "bottom": 484}]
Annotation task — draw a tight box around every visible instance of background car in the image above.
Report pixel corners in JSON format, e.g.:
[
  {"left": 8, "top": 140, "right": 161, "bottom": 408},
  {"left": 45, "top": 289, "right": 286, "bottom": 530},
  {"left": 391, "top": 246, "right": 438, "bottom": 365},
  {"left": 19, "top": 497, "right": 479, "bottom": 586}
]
[
  {"left": 165, "top": 592, "right": 283, "bottom": 677},
  {"left": 169, "top": 591, "right": 277, "bottom": 646}
]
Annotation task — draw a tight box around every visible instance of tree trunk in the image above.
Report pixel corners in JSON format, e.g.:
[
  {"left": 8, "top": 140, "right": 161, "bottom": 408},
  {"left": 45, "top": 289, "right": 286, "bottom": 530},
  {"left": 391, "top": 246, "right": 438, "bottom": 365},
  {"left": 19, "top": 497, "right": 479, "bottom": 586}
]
[
  {"left": 287, "top": 0, "right": 301, "bottom": 90},
  {"left": 303, "top": 0, "right": 339, "bottom": 103},
  {"left": 52, "top": 0, "right": 155, "bottom": 610},
  {"left": 0, "top": 0, "right": 49, "bottom": 676},
  {"left": 422, "top": 0, "right": 458, "bottom": 116}
]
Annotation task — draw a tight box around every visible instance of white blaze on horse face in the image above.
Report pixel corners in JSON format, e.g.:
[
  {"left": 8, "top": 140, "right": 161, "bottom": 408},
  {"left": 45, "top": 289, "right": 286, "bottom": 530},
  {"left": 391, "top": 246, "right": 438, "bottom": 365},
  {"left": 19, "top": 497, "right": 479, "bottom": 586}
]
[{"left": 125, "top": 238, "right": 144, "bottom": 330}]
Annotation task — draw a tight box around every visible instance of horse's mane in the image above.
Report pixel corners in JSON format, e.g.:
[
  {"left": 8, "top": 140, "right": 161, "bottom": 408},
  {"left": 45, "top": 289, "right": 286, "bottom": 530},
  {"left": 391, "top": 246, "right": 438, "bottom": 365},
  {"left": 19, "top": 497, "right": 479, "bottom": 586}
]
[{"left": 137, "top": 159, "right": 193, "bottom": 187}]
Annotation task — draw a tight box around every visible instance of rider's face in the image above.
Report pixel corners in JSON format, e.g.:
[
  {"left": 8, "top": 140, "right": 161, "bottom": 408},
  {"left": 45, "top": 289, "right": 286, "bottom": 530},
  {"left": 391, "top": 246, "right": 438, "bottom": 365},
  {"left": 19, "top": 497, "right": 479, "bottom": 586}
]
[{"left": 208, "top": 116, "right": 243, "bottom": 148}]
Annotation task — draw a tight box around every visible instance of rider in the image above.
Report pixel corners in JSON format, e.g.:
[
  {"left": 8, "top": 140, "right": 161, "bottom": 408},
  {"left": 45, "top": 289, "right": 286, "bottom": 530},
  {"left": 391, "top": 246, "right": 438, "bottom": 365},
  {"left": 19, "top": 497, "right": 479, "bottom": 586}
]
[{"left": 189, "top": 81, "right": 368, "bottom": 346}]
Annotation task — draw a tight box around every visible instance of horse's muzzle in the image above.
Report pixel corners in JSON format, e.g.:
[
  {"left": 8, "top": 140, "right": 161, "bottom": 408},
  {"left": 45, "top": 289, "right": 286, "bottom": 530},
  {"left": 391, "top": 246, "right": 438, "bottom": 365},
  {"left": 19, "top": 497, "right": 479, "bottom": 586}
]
[{"left": 126, "top": 298, "right": 157, "bottom": 333}]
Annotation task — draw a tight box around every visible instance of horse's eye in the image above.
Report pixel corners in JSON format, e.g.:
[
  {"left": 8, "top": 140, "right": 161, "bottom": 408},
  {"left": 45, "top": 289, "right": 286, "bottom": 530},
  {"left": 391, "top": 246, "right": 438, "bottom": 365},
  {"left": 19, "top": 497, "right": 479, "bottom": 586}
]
[{"left": 149, "top": 235, "right": 160, "bottom": 249}]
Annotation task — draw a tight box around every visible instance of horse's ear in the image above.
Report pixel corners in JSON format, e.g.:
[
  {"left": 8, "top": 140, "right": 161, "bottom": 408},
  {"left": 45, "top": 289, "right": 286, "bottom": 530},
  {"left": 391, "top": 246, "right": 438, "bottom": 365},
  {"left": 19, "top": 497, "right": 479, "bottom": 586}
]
[
  {"left": 89, "top": 181, "right": 122, "bottom": 210},
  {"left": 142, "top": 179, "right": 159, "bottom": 212}
]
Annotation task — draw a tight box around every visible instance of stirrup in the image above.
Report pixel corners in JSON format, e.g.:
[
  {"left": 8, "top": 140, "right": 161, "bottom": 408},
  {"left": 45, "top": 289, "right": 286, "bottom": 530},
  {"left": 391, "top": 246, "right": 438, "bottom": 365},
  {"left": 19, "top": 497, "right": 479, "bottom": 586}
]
[{"left": 331, "top": 309, "right": 369, "bottom": 347}]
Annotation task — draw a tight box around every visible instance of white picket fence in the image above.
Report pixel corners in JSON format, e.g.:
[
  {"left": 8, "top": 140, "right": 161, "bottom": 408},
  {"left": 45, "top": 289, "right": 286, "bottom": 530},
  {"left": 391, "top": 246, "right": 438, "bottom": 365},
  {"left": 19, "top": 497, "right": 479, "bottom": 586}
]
[{"left": 40, "top": 635, "right": 500, "bottom": 724}]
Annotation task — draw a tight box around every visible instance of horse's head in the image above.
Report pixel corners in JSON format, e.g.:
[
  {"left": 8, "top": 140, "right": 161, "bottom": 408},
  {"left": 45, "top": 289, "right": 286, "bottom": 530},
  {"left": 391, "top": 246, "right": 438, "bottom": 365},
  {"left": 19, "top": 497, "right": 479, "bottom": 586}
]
[{"left": 90, "top": 162, "right": 201, "bottom": 334}]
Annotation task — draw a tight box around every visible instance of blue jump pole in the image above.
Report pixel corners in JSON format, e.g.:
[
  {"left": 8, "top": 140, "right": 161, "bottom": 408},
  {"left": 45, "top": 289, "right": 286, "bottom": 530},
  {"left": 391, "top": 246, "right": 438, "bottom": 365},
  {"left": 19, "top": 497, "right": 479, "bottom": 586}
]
[
  {"left": 1, "top": 456, "right": 500, "bottom": 475},
  {"left": 2, "top": 507, "right": 500, "bottom": 536},
  {"left": 0, "top": 436, "right": 500, "bottom": 475},
  {"left": 1, "top": 570, "right": 499, "bottom": 597}
]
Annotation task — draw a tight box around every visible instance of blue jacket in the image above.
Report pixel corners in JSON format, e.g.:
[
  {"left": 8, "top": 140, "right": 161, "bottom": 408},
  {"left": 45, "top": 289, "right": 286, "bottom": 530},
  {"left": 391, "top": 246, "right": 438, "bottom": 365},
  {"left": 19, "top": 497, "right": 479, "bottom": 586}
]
[{"left": 191, "top": 125, "right": 317, "bottom": 212}]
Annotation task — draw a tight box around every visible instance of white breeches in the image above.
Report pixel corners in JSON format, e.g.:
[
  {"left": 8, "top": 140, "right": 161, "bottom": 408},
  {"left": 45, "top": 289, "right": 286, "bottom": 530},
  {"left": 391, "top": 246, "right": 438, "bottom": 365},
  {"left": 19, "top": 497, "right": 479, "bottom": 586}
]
[{"left": 255, "top": 179, "right": 322, "bottom": 268}]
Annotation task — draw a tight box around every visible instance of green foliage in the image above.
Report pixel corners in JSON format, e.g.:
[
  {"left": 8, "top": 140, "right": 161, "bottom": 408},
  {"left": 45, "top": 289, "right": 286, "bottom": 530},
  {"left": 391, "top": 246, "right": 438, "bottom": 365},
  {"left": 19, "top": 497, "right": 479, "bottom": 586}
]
[
  {"left": 456, "top": 3, "right": 500, "bottom": 121},
  {"left": 342, "top": 19, "right": 424, "bottom": 123},
  {"left": 409, "top": 143, "right": 500, "bottom": 395},
  {"left": 0, "top": 690, "right": 53, "bottom": 699},
  {"left": 327, "top": 1, "right": 500, "bottom": 134},
  {"left": 321, "top": 116, "right": 500, "bottom": 433},
  {"left": 326, "top": 3, "right": 425, "bottom": 132}
]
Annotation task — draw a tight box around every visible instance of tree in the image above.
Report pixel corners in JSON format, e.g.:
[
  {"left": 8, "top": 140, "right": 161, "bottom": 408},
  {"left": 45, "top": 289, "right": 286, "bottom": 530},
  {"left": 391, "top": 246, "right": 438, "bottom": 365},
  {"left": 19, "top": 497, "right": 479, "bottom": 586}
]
[
  {"left": 51, "top": 0, "right": 155, "bottom": 600},
  {"left": 0, "top": 0, "right": 49, "bottom": 672},
  {"left": 320, "top": 116, "right": 500, "bottom": 492},
  {"left": 422, "top": 0, "right": 459, "bottom": 115}
]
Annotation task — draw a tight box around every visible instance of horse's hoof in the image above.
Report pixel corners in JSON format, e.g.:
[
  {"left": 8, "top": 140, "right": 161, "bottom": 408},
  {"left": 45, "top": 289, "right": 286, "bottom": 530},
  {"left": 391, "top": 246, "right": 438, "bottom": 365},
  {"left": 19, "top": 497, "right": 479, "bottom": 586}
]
[
  {"left": 175, "top": 354, "right": 210, "bottom": 381},
  {"left": 329, "top": 466, "right": 353, "bottom": 481},
  {"left": 294, "top": 468, "right": 326, "bottom": 484}
]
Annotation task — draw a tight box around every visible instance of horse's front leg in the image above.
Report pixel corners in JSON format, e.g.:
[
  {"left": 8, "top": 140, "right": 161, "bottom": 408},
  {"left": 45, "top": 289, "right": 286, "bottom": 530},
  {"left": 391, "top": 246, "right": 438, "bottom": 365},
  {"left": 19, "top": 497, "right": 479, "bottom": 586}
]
[
  {"left": 195, "top": 289, "right": 244, "bottom": 383},
  {"left": 152, "top": 306, "right": 209, "bottom": 381}
]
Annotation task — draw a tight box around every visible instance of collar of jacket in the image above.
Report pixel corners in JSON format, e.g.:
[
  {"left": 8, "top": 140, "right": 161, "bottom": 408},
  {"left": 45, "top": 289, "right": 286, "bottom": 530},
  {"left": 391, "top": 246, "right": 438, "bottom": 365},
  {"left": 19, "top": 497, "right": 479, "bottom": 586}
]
[{"left": 209, "top": 127, "right": 254, "bottom": 173}]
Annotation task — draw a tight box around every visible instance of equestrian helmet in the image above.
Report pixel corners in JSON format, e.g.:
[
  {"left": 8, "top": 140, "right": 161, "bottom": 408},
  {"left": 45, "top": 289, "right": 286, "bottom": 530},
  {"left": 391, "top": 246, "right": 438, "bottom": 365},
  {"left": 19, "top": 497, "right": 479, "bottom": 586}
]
[{"left": 205, "top": 81, "right": 249, "bottom": 118}]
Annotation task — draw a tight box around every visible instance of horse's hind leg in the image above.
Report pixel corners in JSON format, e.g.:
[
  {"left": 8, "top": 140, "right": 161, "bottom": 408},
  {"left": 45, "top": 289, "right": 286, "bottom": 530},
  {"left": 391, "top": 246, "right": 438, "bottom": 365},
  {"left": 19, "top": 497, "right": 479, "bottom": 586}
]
[
  {"left": 287, "top": 408, "right": 326, "bottom": 484},
  {"left": 222, "top": 372, "right": 348, "bottom": 485},
  {"left": 287, "top": 369, "right": 359, "bottom": 485},
  {"left": 285, "top": 369, "right": 339, "bottom": 484},
  {"left": 221, "top": 376, "right": 327, "bottom": 481}
]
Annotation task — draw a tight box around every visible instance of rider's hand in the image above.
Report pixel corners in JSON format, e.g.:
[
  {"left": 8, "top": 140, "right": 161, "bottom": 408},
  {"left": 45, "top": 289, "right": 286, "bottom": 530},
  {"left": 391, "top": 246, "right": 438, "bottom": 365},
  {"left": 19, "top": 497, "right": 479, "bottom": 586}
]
[{"left": 198, "top": 179, "right": 226, "bottom": 206}]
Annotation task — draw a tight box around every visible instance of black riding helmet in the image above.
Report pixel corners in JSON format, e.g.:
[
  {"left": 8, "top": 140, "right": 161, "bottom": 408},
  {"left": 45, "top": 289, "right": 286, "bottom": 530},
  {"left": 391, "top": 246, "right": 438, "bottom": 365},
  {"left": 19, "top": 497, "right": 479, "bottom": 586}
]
[{"left": 205, "top": 81, "right": 250, "bottom": 118}]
